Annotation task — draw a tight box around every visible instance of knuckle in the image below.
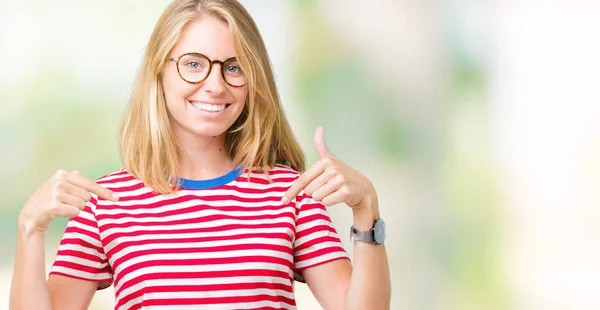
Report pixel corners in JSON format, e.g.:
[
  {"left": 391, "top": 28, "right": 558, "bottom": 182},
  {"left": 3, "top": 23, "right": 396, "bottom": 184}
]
[
  {"left": 320, "top": 157, "right": 332, "bottom": 166},
  {"left": 49, "top": 202, "right": 61, "bottom": 217},
  {"left": 328, "top": 167, "right": 339, "bottom": 177},
  {"left": 55, "top": 180, "right": 68, "bottom": 191},
  {"left": 342, "top": 188, "right": 352, "bottom": 200},
  {"left": 327, "top": 166, "right": 338, "bottom": 174},
  {"left": 298, "top": 177, "right": 308, "bottom": 187},
  {"left": 53, "top": 208, "right": 66, "bottom": 216},
  {"left": 51, "top": 187, "right": 63, "bottom": 200},
  {"left": 325, "top": 156, "right": 337, "bottom": 165},
  {"left": 61, "top": 210, "right": 79, "bottom": 218},
  {"left": 61, "top": 208, "right": 78, "bottom": 218},
  {"left": 83, "top": 181, "right": 94, "bottom": 190},
  {"left": 340, "top": 185, "right": 349, "bottom": 195},
  {"left": 55, "top": 208, "right": 67, "bottom": 218},
  {"left": 304, "top": 186, "right": 313, "bottom": 196},
  {"left": 55, "top": 169, "right": 68, "bottom": 178}
]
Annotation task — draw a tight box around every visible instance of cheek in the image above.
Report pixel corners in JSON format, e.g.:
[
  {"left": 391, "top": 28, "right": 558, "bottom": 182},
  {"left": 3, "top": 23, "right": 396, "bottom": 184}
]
[
  {"left": 162, "top": 72, "right": 192, "bottom": 104},
  {"left": 162, "top": 72, "right": 178, "bottom": 102},
  {"left": 234, "top": 87, "right": 249, "bottom": 106}
]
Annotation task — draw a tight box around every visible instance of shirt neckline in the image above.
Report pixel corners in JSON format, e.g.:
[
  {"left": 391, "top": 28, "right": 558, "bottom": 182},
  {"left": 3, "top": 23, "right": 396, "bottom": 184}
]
[{"left": 177, "top": 166, "right": 243, "bottom": 190}]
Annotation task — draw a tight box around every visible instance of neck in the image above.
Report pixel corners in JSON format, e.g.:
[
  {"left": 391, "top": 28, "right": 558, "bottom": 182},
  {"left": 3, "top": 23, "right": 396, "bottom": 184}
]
[{"left": 175, "top": 131, "right": 235, "bottom": 180}]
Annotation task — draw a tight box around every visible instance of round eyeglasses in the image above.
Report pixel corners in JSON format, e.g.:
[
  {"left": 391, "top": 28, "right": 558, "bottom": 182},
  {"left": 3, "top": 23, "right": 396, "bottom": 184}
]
[{"left": 168, "top": 52, "right": 248, "bottom": 87}]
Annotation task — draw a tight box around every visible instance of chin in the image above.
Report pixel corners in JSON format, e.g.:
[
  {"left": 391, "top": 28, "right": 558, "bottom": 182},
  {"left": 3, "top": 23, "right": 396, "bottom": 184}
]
[{"left": 190, "top": 125, "right": 230, "bottom": 138}]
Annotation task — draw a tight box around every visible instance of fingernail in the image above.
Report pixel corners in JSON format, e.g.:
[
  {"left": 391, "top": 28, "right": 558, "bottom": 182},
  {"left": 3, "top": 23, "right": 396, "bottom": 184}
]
[
  {"left": 281, "top": 196, "right": 288, "bottom": 204},
  {"left": 112, "top": 193, "right": 120, "bottom": 201}
]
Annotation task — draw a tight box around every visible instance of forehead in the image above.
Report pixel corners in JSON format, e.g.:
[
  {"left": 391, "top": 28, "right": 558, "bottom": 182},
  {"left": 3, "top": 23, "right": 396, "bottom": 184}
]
[{"left": 172, "top": 14, "right": 236, "bottom": 59}]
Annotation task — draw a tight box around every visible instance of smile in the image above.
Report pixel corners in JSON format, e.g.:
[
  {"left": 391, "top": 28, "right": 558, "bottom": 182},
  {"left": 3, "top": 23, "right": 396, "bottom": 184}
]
[{"left": 188, "top": 101, "right": 231, "bottom": 112}]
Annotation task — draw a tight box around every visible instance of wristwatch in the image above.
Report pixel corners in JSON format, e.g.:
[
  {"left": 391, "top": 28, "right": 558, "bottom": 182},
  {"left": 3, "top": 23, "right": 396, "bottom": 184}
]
[{"left": 350, "top": 218, "right": 386, "bottom": 245}]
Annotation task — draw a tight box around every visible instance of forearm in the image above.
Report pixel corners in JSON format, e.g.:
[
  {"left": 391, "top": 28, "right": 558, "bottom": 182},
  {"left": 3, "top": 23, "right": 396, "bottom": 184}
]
[
  {"left": 10, "top": 221, "right": 53, "bottom": 310},
  {"left": 344, "top": 204, "right": 391, "bottom": 310}
]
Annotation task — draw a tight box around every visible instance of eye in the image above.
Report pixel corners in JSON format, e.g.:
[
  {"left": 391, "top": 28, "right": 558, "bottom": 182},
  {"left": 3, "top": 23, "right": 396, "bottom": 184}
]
[
  {"left": 186, "top": 61, "right": 201, "bottom": 69},
  {"left": 225, "top": 65, "right": 242, "bottom": 74}
]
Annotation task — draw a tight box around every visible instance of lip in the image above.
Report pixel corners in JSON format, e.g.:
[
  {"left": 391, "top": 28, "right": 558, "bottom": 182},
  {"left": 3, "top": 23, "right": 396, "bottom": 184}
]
[
  {"left": 188, "top": 100, "right": 230, "bottom": 105},
  {"left": 188, "top": 100, "right": 231, "bottom": 118}
]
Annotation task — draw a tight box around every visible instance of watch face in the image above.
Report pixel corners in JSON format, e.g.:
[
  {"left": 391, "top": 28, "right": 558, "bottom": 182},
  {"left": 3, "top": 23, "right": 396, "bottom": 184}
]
[{"left": 373, "top": 219, "right": 386, "bottom": 244}]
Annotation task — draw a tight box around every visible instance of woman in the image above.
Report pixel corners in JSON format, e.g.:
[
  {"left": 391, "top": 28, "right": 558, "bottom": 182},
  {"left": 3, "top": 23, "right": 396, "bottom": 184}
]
[{"left": 10, "top": 0, "right": 391, "bottom": 309}]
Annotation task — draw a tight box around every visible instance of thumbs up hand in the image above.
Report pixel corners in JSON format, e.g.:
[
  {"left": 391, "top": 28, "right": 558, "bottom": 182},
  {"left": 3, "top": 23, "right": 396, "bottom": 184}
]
[{"left": 282, "top": 126, "right": 378, "bottom": 213}]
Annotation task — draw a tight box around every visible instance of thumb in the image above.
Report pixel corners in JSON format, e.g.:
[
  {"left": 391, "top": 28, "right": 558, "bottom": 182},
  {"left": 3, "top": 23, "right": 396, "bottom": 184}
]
[{"left": 313, "top": 126, "right": 333, "bottom": 158}]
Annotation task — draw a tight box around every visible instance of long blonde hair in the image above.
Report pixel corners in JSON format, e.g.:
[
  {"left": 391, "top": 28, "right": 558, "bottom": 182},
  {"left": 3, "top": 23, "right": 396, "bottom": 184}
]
[{"left": 119, "top": 0, "right": 305, "bottom": 193}]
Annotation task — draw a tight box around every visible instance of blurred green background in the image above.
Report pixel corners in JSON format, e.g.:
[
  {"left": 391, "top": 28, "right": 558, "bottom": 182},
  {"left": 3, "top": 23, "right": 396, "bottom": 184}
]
[{"left": 2, "top": 1, "right": 600, "bottom": 309}]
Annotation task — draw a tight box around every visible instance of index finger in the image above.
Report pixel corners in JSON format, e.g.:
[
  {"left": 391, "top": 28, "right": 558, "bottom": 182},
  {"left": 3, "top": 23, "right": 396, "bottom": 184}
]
[
  {"left": 67, "top": 172, "right": 119, "bottom": 202},
  {"left": 282, "top": 161, "right": 325, "bottom": 204}
]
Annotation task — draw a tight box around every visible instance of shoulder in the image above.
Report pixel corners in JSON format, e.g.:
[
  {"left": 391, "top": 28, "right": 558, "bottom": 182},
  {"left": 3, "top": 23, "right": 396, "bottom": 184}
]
[
  {"left": 232, "top": 165, "right": 301, "bottom": 195},
  {"left": 270, "top": 164, "right": 301, "bottom": 178},
  {"left": 94, "top": 168, "right": 142, "bottom": 190},
  {"left": 254, "top": 165, "right": 313, "bottom": 205},
  {"left": 243, "top": 164, "right": 301, "bottom": 183}
]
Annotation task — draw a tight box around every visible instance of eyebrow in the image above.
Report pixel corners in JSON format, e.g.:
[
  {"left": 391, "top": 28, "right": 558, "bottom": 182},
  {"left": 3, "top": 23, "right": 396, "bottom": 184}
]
[{"left": 180, "top": 52, "right": 238, "bottom": 61}]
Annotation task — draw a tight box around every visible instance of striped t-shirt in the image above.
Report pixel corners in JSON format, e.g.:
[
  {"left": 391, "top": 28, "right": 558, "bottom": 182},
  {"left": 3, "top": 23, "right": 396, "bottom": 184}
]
[{"left": 50, "top": 164, "right": 349, "bottom": 309}]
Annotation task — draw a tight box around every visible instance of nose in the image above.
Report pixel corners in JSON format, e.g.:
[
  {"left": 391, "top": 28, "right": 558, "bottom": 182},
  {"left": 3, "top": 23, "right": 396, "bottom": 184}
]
[{"left": 202, "top": 62, "right": 226, "bottom": 94}]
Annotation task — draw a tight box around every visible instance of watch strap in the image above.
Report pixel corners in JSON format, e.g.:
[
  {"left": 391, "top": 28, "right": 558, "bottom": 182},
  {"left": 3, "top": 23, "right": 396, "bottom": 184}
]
[{"left": 350, "top": 225, "right": 375, "bottom": 243}]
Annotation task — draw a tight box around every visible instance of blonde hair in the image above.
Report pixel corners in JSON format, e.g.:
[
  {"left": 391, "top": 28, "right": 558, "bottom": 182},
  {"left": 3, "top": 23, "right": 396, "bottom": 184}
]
[{"left": 119, "top": 0, "right": 305, "bottom": 194}]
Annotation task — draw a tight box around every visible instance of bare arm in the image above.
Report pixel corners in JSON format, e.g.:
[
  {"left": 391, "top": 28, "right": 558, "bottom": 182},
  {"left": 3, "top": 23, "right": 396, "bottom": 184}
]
[
  {"left": 302, "top": 204, "right": 391, "bottom": 310},
  {"left": 9, "top": 225, "right": 98, "bottom": 310},
  {"left": 10, "top": 228, "right": 52, "bottom": 310},
  {"left": 283, "top": 127, "right": 392, "bottom": 309},
  {"left": 47, "top": 274, "right": 99, "bottom": 310},
  {"left": 9, "top": 170, "right": 118, "bottom": 310},
  {"left": 344, "top": 205, "right": 391, "bottom": 309}
]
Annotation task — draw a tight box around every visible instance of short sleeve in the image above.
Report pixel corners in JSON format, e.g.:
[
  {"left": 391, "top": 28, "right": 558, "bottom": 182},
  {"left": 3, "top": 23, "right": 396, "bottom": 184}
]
[
  {"left": 49, "top": 197, "right": 113, "bottom": 290},
  {"left": 293, "top": 192, "right": 350, "bottom": 271}
]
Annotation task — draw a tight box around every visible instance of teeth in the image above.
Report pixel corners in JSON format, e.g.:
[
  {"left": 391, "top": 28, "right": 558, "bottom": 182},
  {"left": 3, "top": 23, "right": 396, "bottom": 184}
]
[{"left": 190, "top": 101, "right": 226, "bottom": 112}]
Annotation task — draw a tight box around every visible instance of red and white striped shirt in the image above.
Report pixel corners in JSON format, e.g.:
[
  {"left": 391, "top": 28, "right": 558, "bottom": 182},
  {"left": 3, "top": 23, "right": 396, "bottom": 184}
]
[{"left": 50, "top": 164, "right": 349, "bottom": 309}]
